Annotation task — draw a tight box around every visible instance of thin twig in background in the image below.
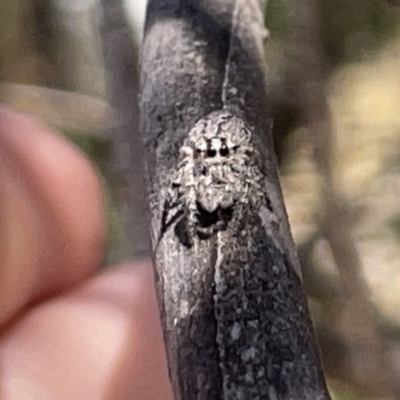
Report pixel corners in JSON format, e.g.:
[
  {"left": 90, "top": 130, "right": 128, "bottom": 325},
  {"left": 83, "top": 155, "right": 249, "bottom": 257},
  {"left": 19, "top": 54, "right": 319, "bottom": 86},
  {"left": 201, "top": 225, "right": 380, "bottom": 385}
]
[
  {"left": 292, "top": 0, "right": 400, "bottom": 397},
  {"left": 100, "top": 0, "right": 150, "bottom": 259}
]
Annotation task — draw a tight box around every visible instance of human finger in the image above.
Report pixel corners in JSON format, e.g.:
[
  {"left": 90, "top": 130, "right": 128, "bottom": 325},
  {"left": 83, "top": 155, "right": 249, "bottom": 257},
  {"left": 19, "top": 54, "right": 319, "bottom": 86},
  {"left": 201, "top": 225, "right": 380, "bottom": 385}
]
[
  {"left": 0, "top": 261, "right": 173, "bottom": 400},
  {"left": 0, "top": 107, "right": 105, "bottom": 325}
]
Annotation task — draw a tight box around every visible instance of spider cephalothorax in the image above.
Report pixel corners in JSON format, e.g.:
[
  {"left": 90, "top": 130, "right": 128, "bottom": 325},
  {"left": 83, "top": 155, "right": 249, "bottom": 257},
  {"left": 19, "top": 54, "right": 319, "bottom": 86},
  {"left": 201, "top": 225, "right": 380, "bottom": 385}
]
[{"left": 160, "top": 110, "right": 264, "bottom": 248}]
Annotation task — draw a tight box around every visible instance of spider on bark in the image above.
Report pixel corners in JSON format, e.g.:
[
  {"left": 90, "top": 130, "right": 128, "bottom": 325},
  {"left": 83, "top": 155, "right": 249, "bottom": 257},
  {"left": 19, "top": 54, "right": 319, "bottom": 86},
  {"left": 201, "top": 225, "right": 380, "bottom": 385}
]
[{"left": 159, "top": 110, "right": 265, "bottom": 248}]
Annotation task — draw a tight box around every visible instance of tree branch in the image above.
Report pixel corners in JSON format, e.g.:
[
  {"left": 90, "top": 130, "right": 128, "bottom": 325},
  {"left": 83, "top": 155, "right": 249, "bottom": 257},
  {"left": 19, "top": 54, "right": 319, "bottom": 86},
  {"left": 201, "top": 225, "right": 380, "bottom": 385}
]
[{"left": 140, "top": 0, "right": 330, "bottom": 398}]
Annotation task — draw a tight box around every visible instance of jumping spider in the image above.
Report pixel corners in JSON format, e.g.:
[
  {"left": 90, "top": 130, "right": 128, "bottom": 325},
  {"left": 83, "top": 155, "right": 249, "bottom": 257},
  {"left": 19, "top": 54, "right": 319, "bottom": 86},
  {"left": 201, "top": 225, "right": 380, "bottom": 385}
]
[{"left": 160, "top": 110, "right": 265, "bottom": 248}]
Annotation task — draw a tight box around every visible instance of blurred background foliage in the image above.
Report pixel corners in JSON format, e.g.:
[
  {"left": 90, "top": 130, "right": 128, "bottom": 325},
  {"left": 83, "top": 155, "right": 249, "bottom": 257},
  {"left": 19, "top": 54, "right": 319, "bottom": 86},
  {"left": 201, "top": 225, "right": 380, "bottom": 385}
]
[{"left": 1, "top": 0, "right": 400, "bottom": 398}]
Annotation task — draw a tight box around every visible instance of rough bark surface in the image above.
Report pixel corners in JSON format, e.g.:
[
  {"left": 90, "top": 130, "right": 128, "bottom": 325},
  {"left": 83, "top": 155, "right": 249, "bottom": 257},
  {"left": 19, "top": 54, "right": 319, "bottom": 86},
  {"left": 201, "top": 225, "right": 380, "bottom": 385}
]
[{"left": 139, "top": 0, "right": 331, "bottom": 399}]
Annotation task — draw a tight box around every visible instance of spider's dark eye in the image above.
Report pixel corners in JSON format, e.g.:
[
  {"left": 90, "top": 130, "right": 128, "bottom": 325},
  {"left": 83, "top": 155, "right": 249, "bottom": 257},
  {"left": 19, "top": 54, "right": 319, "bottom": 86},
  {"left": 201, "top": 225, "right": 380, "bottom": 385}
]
[
  {"left": 196, "top": 148, "right": 202, "bottom": 154},
  {"left": 207, "top": 148, "right": 217, "bottom": 157},
  {"left": 220, "top": 146, "right": 229, "bottom": 157}
]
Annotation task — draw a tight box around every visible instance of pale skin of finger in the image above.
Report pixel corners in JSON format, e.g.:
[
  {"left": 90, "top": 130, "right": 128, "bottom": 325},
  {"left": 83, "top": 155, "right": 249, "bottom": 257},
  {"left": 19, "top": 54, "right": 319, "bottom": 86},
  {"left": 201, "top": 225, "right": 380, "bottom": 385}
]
[
  {"left": 0, "top": 108, "right": 173, "bottom": 399},
  {"left": 0, "top": 107, "right": 105, "bottom": 324},
  {"left": 0, "top": 262, "right": 173, "bottom": 400}
]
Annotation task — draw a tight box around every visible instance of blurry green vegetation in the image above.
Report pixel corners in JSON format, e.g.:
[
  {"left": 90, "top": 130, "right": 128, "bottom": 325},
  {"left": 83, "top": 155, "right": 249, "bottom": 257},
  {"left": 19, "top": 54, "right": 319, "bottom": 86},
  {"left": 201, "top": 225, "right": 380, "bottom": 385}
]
[
  {"left": 265, "top": 0, "right": 292, "bottom": 36},
  {"left": 266, "top": 0, "right": 400, "bottom": 160},
  {"left": 0, "top": 0, "right": 20, "bottom": 73},
  {"left": 318, "top": 0, "right": 399, "bottom": 63},
  {"left": 64, "top": 129, "right": 131, "bottom": 264},
  {"left": 64, "top": 130, "right": 113, "bottom": 173},
  {"left": 267, "top": 0, "right": 399, "bottom": 63},
  {"left": 388, "top": 216, "right": 400, "bottom": 243}
]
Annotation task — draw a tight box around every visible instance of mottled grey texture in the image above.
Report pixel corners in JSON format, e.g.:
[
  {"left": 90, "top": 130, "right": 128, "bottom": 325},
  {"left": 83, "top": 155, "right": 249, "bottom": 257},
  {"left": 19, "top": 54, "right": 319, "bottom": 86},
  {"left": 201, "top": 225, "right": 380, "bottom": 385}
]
[
  {"left": 139, "top": 0, "right": 331, "bottom": 399},
  {"left": 159, "top": 110, "right": 266, "bottom": 249}
]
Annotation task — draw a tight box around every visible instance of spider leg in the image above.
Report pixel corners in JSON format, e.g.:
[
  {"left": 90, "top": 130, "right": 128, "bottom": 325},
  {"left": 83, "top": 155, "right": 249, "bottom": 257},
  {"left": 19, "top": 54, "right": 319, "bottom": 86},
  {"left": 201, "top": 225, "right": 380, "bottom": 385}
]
[
  {"left": 155, "top": 192, "right": 185, "bottom": 251},
  {"left": 161, "top": 204, "right": 185, "bottom": 236}
]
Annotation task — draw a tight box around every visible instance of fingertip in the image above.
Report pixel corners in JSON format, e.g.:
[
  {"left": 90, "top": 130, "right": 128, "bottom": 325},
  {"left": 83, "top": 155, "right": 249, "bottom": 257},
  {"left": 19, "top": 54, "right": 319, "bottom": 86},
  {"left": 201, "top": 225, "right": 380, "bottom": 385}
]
[
  {"left": 0, "top": 107, "right": 106, "bottom": 323},
  {"left": 0, "top": 262, "right": 173, "bottom": 400}
]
